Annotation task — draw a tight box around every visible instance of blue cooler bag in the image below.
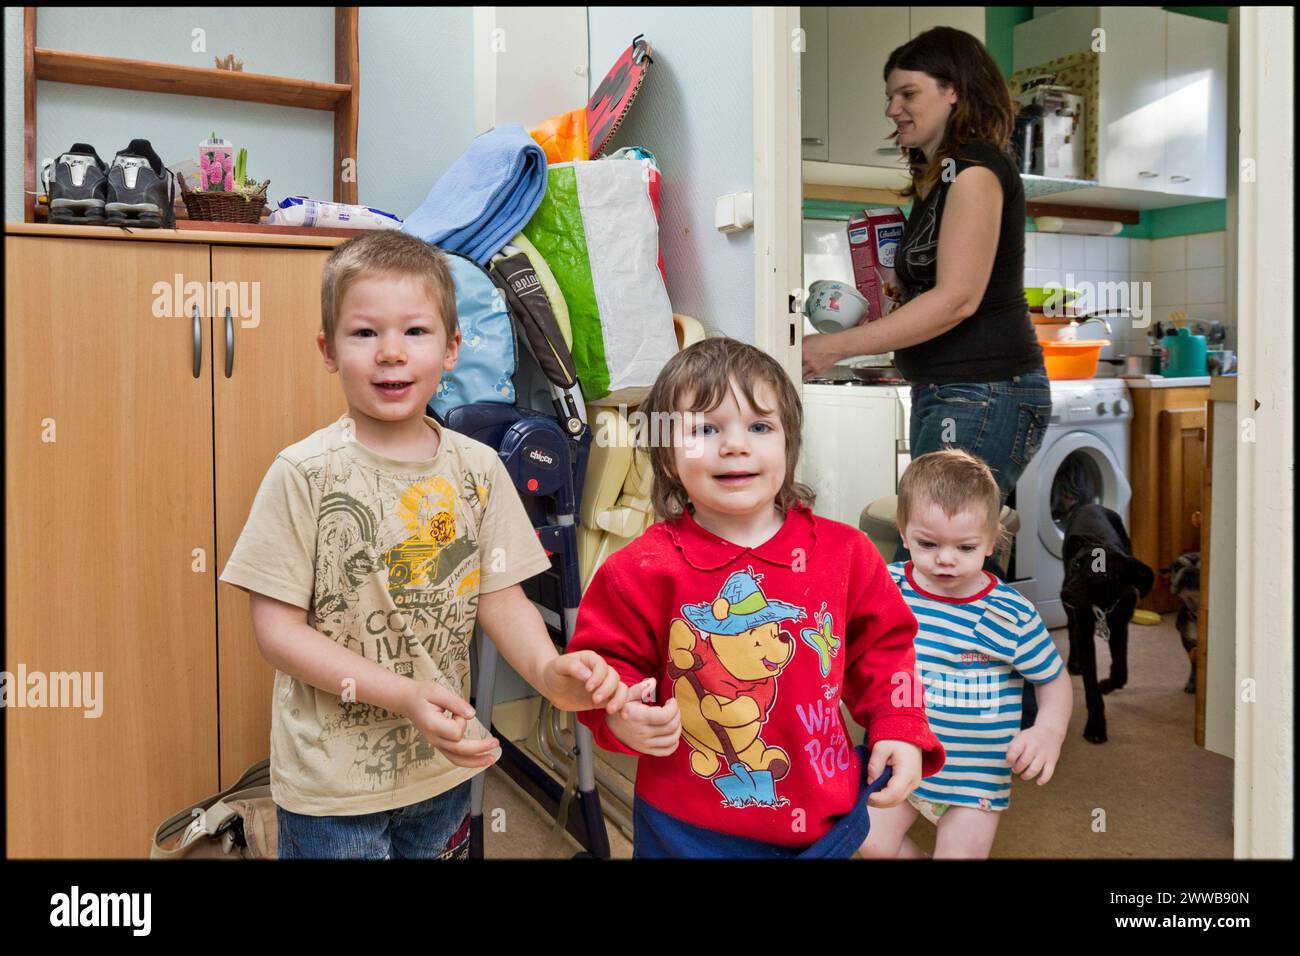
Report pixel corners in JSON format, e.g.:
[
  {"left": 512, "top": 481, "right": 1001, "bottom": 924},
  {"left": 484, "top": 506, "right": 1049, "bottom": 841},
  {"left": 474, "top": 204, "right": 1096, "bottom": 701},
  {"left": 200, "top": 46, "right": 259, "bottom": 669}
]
[{"left": 428, "top": 250, "right": 517, "bottom": 419}]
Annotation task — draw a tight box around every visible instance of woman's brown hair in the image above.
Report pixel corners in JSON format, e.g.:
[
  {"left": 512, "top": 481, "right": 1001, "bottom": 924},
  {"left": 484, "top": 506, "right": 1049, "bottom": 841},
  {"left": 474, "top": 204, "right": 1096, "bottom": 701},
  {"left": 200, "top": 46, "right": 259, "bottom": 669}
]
[
  {"left": 882, "top": 26, "right": 1016, "bottom": 200},
  {"left": 640, "top": 337, "right": 815, "bottom": 521}
]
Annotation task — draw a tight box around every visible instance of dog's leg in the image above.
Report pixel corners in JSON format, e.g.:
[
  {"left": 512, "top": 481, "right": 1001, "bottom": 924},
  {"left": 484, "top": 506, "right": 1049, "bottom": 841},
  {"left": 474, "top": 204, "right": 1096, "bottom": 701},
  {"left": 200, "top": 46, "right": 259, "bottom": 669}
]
[
  {"left": 1099, "top": 594, "right": 1135, "bottom": 694},
  {"left": 1065, "top": 615, "right": 1081, "bottom": 675},
  {"left": 1071, "top": 610, "right": 1107, "bottom": 744}
]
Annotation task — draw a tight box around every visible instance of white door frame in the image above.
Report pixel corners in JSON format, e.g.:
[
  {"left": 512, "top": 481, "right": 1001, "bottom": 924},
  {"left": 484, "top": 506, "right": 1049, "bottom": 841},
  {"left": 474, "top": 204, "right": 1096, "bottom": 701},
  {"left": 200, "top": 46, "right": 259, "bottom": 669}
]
[
  {"left": 752, "top": 6, "right": 803, "bottom": 383},
  {"left": 1232, "top": 5, "right": 1293, "bottom": 860}
]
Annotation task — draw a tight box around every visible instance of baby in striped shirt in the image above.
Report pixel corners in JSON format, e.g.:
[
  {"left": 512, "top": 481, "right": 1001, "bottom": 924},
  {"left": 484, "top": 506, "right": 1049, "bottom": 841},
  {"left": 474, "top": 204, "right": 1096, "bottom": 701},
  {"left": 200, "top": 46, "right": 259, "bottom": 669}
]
[{"left": 860, "top": 450, "right": 1072, "bottom": 859}]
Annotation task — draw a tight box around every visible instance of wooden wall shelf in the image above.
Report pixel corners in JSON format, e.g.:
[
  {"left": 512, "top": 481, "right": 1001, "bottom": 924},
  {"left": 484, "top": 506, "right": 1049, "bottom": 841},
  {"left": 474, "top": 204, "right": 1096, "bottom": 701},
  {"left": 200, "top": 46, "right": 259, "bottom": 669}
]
[
  {"left": 23, "top": 7, "right": 360, "bottom": 221},
  {"left": 34, "top": 49, "right": 352, "bottom": 111}
]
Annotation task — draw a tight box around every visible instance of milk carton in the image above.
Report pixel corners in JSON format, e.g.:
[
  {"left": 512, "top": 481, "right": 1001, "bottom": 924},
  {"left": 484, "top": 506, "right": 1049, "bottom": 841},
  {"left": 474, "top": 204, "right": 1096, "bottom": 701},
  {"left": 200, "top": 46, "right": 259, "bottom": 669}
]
[{"left": 847, "top": 208, "right": 907, "bottom": 321}]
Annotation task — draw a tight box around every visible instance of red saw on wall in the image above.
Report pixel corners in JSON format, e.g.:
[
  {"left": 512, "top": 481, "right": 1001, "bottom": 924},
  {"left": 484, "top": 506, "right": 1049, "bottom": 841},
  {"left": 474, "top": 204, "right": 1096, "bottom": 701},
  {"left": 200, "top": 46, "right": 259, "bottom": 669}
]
[{"left": 586, "top": 35, "right": 654, "bottom": 158}]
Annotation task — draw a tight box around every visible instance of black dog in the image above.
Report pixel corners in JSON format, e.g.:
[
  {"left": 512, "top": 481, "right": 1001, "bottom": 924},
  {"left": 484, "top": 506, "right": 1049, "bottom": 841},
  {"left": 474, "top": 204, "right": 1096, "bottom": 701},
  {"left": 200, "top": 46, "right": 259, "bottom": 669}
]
[
  {"left": 1059, "top": 503, "right": 1155, "bottom": 744},
  {"left": 1170, "top": 552, "right": 1200, "bottom": 693}
]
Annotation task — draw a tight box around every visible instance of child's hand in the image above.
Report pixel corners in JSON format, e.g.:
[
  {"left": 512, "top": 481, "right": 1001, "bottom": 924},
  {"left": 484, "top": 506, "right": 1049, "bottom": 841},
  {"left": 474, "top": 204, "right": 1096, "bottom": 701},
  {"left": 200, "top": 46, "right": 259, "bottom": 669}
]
[
  {"left": 541, "top": 650, "right": 631, "bottom": 715},
  {"left": 403, "top": 680, "right": 500, "bottom": 770},
  {"left": 866, "top": 740, "right": 923, "bottom": 808},
  {"left": 607, "top": 679, "right": 682, "bottom": 757},
  {"left": 1006, "top": 723, "right": 1065, "bottom": 785}
]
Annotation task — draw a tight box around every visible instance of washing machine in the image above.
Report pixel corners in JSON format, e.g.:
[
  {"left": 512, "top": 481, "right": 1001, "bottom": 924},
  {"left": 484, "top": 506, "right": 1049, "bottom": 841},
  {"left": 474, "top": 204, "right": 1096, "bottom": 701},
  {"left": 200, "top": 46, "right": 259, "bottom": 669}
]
[{"left": 1008, "top": 379, "right": 1133, "bottom": 629}]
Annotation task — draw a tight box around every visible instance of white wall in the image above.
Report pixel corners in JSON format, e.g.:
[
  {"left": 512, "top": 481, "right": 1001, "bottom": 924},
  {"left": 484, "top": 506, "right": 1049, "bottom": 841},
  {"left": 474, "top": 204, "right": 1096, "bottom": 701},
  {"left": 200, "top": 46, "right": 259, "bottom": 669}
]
[
  {"left": 5, "top": 7, "right": 476, "bottom": 222},
  {"left": 587, "top": 6, "right": 754, "bottom": 341}
]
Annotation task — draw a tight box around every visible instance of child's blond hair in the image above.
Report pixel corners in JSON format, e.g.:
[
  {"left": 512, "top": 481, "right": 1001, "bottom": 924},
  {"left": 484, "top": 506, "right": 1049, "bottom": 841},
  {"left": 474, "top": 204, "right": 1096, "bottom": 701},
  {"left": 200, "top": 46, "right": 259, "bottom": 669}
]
[
  {"left": 640, "top": 336, "right": 815, "bottom": 521},
  {"left": 897, "top": 449, "right": 1003, "bottom": 542},
  {"left": 320, "top": 231, "right": 458, "bottom": 345}
]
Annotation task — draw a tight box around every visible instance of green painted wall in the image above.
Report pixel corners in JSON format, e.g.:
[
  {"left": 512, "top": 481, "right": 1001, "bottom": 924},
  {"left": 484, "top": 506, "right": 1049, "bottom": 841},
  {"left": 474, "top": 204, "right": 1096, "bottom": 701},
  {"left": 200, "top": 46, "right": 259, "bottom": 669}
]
[{"left": 985, "top": 7, "right": 1034, "bottom": 78}]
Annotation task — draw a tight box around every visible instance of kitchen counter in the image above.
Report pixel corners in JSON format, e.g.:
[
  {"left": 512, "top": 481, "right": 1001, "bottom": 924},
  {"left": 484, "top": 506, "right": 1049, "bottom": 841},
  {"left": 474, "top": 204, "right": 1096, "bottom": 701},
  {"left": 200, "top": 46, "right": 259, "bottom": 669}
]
[{"left": 1121, "top": 374, "right": 1212, "bottom": 388}]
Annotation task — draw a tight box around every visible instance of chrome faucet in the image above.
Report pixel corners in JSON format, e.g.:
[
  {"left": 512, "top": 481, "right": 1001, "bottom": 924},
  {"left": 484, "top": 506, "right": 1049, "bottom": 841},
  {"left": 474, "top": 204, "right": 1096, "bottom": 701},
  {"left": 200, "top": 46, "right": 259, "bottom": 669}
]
[{"left": 1074, "top": 315, "right": 1113, "bottom": 335}]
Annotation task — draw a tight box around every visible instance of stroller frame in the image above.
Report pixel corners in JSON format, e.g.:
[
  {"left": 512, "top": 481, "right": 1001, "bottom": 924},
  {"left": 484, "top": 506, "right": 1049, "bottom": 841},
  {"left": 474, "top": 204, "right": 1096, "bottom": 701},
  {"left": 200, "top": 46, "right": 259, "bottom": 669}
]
[{"left": 430, "top": 249, "right": 610, "bottom": 858}]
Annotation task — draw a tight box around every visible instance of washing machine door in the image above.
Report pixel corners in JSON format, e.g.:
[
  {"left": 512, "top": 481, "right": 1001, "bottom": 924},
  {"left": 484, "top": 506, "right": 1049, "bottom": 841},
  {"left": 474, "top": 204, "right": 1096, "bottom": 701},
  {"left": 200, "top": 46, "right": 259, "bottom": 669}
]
[{"left": 1036, "top": 430, "right": 1132, "bottom": 559}]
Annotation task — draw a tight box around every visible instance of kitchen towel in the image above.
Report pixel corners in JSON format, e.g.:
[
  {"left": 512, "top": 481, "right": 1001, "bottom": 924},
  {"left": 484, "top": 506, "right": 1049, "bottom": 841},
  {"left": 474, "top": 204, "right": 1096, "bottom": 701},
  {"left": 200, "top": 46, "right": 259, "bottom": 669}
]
[{"left": 403, "top": 124, "right": 548, "bottom": 265}]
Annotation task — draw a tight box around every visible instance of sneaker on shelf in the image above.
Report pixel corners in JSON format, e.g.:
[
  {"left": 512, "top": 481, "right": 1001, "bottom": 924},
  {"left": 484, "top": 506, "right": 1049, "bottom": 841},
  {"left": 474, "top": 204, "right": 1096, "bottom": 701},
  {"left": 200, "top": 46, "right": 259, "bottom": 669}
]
[
  {"left": 106, "top": 139, "right": 176, "bottom": 228},
  {"left": 44, "top": 144, "right": 109, "bottom": 225}
]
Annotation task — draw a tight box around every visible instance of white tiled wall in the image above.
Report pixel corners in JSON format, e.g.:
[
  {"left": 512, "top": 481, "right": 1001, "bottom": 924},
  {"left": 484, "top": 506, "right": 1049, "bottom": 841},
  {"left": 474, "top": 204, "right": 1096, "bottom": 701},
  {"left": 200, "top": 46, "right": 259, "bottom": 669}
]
[{"left": 1024, "top": 230, "right": 1232, "bottom": 353}]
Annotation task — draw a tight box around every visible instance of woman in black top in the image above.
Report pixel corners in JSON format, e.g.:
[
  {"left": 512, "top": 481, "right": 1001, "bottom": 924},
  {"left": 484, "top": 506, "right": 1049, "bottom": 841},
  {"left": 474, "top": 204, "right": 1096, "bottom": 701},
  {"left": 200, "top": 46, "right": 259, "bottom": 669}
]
[{"left": 802, "top": 27, "right": 1052, "bottom": 562}]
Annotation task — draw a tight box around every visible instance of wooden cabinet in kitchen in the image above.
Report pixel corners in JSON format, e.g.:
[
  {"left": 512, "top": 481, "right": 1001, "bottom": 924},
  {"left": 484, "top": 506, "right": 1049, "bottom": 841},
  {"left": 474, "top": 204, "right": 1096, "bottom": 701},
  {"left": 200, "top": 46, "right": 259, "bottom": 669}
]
[
  {"left": 1127, "top": 384, "right": 1209, "bottom": 614},
  {"left": 1013, "top": 7, "right": 1227, "bottom": 199},
  {"left": 802, "top": 6, "right": 985, "bottom": 170},
  {"left": 4, "top": 225, "right": 343, "bottom": 857}
]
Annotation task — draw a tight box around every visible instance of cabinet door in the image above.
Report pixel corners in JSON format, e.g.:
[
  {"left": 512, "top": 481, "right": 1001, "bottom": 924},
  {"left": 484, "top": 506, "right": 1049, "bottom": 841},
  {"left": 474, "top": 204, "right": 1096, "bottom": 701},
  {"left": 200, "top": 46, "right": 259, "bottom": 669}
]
[
  {"left": 909, "top": 6, "right": 985, "bottom": 43},
  {"left": 1157, "top": 404, "right": 1206, "bottom": 598},
  {"left": 4, "top": 237, "right": 218, "bottom": 857},
  {"left": 1097, "top": 7, "right": 1168, "bottom": 191},
  {"left": 1163, "top": 13, "right": 1228, "bottom": 199},
  {"left": 828, "top": 6, "right": 910, "bottom": 168},
  {"left": 212, "top": 246, "right": 342, "bottom": 788},
  {"left": 800, "top": 7, "right": 830, "bottom": 161}
]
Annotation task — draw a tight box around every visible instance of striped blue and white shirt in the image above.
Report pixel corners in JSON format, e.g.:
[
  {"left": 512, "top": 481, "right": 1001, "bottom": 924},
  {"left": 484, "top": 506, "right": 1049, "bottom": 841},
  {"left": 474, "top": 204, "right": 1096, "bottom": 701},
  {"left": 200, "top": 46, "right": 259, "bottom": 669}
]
[{"left": 888, "top": 561, "right": 1063, "bottom": 811}]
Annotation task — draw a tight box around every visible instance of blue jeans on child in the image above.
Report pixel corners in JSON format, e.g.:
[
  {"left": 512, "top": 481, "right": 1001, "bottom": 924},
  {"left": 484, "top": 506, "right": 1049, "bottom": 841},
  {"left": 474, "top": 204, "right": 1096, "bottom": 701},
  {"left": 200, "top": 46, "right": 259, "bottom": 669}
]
[
  {"left": 892, "top": 370, "right": 1054, "bottom": 729},
  {"left": 631, "top": 749, "right": 892, "bottom": 859},
  {"left": 277, "top": 781, "right": 472, "bottom": 860}
]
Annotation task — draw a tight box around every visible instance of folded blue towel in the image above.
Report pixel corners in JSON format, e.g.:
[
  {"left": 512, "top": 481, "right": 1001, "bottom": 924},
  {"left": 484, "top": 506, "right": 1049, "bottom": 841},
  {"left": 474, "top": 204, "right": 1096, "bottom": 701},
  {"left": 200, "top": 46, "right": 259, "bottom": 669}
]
[{"left": 402, "top": 124, "right": 548, "bottom": 265}]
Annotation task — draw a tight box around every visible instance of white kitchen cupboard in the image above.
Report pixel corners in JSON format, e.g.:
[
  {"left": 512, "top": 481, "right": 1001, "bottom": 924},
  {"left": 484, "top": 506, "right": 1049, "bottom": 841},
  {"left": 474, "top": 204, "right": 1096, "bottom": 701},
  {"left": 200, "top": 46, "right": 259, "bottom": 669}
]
[
  {"left": 1163, "top": 11, "right": 1229, "bottom": 199},
  {"left": 827, "top": 7, "right": 910, "bottom": 169},
  {"left": 800, "top": 5, "right": 830, "bottom": 161},
  {"left": 1013, "top": 7, "right": 1227, "bottom": 199},
  {"left": 803, "top": 7, "right": 985, "bottom": 171}
]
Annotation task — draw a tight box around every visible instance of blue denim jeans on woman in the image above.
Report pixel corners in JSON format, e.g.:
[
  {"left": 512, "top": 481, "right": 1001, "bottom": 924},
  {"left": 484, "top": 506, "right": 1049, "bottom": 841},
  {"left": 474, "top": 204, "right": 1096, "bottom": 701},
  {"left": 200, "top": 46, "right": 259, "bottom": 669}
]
[{"left": 892, "top": 370, "right": 1054, "bottom": 727}]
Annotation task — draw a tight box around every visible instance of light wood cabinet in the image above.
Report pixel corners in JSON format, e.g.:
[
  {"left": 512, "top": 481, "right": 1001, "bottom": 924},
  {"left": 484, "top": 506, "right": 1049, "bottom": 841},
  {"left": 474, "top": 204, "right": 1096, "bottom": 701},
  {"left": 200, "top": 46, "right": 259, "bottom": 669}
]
[
  {"left": 212, "top": 246, "right": 342, "bottom": 786},
  {"left": 5, "top": 226, "right": 342, "bottom": 856},
  {"left": 1127, "top": 385, "right": 1208, "bottom": 614}
]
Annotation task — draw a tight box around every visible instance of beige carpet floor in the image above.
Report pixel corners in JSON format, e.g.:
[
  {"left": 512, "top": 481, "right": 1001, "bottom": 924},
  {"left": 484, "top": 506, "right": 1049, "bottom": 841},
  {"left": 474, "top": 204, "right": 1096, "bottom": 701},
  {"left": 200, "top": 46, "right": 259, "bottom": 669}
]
[{"left": 485, "top": 613, "right": 1233, "bottom": 859}]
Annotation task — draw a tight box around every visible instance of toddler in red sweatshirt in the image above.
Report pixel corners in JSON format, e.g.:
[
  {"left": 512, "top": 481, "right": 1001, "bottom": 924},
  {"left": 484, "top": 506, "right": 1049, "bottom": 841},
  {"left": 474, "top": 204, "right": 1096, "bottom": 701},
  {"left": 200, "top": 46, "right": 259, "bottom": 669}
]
[{"left": 569, "top": 337, "right": 944, "bottom": 857}]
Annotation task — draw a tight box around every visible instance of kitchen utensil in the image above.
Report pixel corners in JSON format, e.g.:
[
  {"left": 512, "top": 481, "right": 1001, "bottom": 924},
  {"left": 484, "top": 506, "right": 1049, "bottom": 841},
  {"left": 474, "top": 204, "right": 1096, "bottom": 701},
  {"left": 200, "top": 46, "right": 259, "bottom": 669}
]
[
  {"left": 805, "top": 280, "right": 869, "bottom": 332},
  {"left": 1014, "top": 104, "right": 1043, "bottom": 174},
  {"left": 1161, "top": 326, "right": 1208, "bottom": 377},
  {"left": 1024, "top": 286, "right": 1080, "bottom": 311},
  {"left": 1122, "top": 353, "right": 1156, "bottom": 376},
  {"left": 1039, "top": 338, "right": 1110, "bottom": 380},
  {"left": 1206, "top": 349, "right": 1236, "bottom": 375}
]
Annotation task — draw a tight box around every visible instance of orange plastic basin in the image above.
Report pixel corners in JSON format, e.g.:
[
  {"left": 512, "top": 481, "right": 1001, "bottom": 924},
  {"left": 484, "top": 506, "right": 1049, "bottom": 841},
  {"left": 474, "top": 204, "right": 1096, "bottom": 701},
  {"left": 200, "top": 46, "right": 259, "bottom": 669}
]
[{"left": 1039, "top": 338, "right": 1110, "bottom": 380}]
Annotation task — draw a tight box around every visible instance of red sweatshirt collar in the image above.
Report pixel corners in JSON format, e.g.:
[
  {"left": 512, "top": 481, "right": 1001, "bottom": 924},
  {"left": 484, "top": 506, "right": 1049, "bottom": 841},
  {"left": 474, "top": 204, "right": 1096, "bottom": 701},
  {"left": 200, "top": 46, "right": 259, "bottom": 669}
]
[{"left": 665, "top": 502, "right": 819, "bottom": 572}]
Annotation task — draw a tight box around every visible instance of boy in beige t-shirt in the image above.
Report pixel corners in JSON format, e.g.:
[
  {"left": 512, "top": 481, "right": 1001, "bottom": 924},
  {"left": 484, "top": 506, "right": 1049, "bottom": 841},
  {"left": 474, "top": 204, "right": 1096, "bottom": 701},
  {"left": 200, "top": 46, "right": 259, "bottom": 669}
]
[{"left": 219, "top": 232, "right": 630, "bottom": 859}]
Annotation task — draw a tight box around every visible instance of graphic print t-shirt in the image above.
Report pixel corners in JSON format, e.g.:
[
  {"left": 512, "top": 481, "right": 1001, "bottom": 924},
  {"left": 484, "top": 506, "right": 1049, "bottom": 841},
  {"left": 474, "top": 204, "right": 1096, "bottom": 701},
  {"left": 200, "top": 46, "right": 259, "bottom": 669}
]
[{"left": 220, "top": 414, "right": 550, "bottom": 815}]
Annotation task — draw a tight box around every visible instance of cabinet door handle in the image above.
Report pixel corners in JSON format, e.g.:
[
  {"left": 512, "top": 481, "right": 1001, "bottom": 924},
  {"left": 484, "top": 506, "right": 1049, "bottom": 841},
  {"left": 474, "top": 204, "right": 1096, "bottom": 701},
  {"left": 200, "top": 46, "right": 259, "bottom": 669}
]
[
  {"left": 1169, "top": 175, "right": 1191, "bottom": 183},
  {"left": 802, "top": 137, "right": 825, "bottom": 146},
  {"left": 1138, "top": 170, "right": 1160, "bottom": 178},
  {"left": 224, "top": 306, "right": 234, "bottom": 378},
  {"left": 191, "top": 304, "right": 202, "bottom": 378},
  {"left": 876, "top": 146, "right": 900, "bottom": 154},
  {"left": 1191, "top": 510, "right": 1202, "bottom": 528}
]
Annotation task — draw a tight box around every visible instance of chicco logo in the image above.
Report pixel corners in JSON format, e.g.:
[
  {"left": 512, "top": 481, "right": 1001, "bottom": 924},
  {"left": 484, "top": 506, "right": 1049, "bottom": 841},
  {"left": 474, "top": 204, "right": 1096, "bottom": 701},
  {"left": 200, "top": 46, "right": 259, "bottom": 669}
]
[{"left": 527, "top": 447, "right": 555, "bottom": 467}]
